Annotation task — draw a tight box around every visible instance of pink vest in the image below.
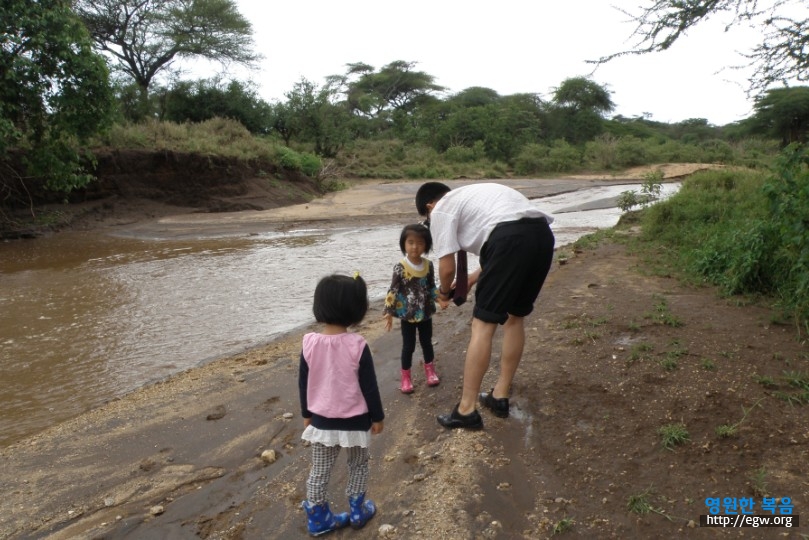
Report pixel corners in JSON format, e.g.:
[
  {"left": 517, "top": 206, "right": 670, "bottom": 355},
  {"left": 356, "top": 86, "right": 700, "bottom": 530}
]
[{"left": 302, "top": 332, "right": 369, "bottom": 418}]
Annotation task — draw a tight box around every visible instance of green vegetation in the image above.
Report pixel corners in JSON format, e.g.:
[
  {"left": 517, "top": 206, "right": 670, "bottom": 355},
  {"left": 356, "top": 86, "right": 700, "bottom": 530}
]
[
  {"left": 632, "top": 144, "right": 809, "bottom": 334},
  {"left": 715, "top": 399, "right": 764, "bottom": 439},
  {"left": 552, "top": 517, "right": 575, "bottom": 535},
  {"left": 658, "top": 423, "right": 689, "bottom": 450},
  {"left": 749, "top": 468, "right": 769, "bottom": 498},
  {"left": 627, "top": 487, "right": 670, "bottom": 519}
]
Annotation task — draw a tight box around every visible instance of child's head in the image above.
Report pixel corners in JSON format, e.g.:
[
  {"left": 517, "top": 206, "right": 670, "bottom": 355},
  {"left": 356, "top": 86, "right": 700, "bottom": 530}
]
[
  {"left": 312, "top": 273, "right": 368, "bottom": 327},
  {"left": 399, "top": 223, "right": 432, "bottom": 255}
]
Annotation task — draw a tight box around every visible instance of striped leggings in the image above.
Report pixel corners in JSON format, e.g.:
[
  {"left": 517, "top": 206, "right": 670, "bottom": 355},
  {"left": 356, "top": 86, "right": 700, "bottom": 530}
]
[{"left": 306, "top": 443, "right": 370, "bottom": 503}]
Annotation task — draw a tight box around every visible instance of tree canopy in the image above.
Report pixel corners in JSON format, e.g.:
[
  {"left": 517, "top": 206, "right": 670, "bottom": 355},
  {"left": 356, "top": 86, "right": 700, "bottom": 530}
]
[
  {"left": 749, "top": 86, "right": 809, "bottom": 145},
  {"left": 329, "top": 60, "right": 445, "bottom": 119},
  {"left": 1, "top": 0, "right": 114, "bottom": 192},
  {"left": 75, "top": 0, "right": 257, "bottom": 115},
  {"left": 592, "top": 0, "right": 808, "bottom": 93}
]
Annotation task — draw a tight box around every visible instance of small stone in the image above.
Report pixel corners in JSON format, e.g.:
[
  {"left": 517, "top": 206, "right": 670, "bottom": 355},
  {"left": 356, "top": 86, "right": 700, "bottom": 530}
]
[
  {"left": 413, "top": 473, "right": 426, "bottom": 482},
  {"left": 379, "top": 523, "right": 396, "bottom": 537},
  {"left": 206, "top": 405, "right": 226, "bottom": 421},
  {"left": 104, "top": 497, "right": 115, "bottom": 507},
  {"left": 149, "top": 505, "right": 164, "bottom": 516},
  {"left": 260, "top": 449, "right": 277, "bottom": 464},
  {"left": 687, "top": 520, "right": 697, "bottom": 528},
  {"left": 282, "top": 412, "right": 294, "bottom": 419}
]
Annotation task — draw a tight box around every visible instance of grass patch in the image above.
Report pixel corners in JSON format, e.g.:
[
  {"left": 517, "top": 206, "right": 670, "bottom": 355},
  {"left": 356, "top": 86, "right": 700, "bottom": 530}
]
[
  {"left": 626, "top": 487, "right": 671, "bottom": 519},
  {"left": 715, "top": 399, "right": 763, "bottom": 439},
  {"left": 645, "top": 295, "right": 684, "bottom": 327},
  {"left": 701, "top": 358, "right": 716, "bottom": 371},
  {"left": 658, "top": 423, "right": 689, "bottom": 450},
  {"left": 749, "top": 468, "right": 769, "bottom": 498},
  {"left": 552, "top": 517, "right": 575, "bottom": 535}
]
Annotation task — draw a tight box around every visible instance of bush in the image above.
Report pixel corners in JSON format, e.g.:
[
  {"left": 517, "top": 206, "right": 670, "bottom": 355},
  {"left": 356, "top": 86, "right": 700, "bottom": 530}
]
[
  {"left": 583, "top": 134, "right": 619, "bottom": 170},
  {"left": 513, "top": 143, "right": 548, "bottom": 175},
  {"left": 444, "top": 145, "right": 476, "bottom": 163},
  {"left": 514, "top": 140, "right": 580, "bottom": 175},
  {"left": 276, "top": 146, "right": 302, "bottom": 171},
  {"left": 299, "top": 152, "right": 321, "bottom": 177}
]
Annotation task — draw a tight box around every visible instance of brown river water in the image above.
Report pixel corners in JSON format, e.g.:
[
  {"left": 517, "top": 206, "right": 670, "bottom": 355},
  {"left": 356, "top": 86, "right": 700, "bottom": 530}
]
[{"left": 0, "top": 182, "right": 679, "bottom": 447}]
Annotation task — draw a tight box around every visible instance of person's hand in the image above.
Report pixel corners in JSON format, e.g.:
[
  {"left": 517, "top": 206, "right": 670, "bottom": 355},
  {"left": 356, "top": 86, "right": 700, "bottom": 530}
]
[
  {"left": 371, "top": 421, "right": 384, "bottom": 434},
  {"left": 383, "top": 313, "right": 392, "bottom": 331},
  {"left": 437, "top": 296, "right": 451, "bottom": 310},
  {"left": 468, "top": 268, "right": 481, "bottom": 288}
]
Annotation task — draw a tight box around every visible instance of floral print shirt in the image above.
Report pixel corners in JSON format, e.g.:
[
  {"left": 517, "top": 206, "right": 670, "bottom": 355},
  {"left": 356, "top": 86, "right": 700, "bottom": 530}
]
[{"left": 384, "top": 257, "right": 438, "bottom": 323}]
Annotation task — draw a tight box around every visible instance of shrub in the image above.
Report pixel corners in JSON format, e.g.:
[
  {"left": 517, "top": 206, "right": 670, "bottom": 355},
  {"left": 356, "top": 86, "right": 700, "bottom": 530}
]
[
  {"left": 299, "top": 152, "right": 321, "bottom": 177},
  {"left": 276, "top": 146, "right": 302, "bottom": 171}
]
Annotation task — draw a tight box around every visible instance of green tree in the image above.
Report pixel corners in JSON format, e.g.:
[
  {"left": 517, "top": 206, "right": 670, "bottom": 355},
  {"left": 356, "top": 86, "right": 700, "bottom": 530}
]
[
  {"left": 553, "top": 77, "right": 615, "bottom": 115},
  {"left": 161, "top": 79, "right": 272, "bottom": 134},
  {"left": 1, "top": 0, "right": 114, "bottom": 194},
  {"left": 75, "top": 0, "right": 257, "bottom": 119},
  {"left": 593, "top": 1, "right": 809, "bottom": 93},
  {"left": 549, "top": 77, "right": 614, "bottom": 144},
  {"left": 331, "top": 60, "right": 444, "bottom": 131},
  {"left": 748, "top": 86, "right": 809, "bottom": 146},
  {"left": 269, "top": 101, "right": 297, "bottom": 146},
  {"left": 284, "top": 78, "right": 351, "bottom": 157},
  {"left": 416, "top": 89, "right": 546, "bottom": 161}
]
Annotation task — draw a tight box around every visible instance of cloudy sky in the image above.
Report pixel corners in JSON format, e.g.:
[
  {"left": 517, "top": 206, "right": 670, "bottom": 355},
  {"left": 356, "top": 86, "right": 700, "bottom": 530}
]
[{"left": 192, "top": 0, "right": 769, "bottom": 126}]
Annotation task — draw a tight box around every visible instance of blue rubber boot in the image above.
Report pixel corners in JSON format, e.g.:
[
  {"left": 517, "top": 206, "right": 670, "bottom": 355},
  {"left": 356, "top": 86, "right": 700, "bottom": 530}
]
[
  {"left": 348, "top": 492, "right": 376, "bottom": 529},
  {"left": 301, "top": 500, "right": 349, "bottom": 536}
]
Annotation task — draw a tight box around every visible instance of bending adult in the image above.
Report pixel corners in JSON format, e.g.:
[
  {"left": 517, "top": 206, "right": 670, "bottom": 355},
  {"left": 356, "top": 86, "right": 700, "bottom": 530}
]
[{"left": 415, "top": 182, "right": 555, "bottom": 429}]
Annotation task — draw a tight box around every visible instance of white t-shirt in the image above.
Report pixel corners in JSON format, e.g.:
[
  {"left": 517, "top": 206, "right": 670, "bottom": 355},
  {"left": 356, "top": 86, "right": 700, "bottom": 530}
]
[{"left": 429, "top": 183, "right": 553, "bottom": 258}]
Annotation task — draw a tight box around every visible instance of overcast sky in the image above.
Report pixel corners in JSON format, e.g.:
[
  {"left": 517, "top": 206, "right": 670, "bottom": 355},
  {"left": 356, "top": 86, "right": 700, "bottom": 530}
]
[{"left": 191, "top": 0, "right": 768, "bottom": 126}]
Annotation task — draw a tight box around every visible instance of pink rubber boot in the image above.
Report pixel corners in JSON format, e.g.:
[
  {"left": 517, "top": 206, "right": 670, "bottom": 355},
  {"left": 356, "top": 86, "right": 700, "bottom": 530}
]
[
  {"left": 400, "top": 369, "right": 414, "bottom": 394},
  {"left": 424, "top": 362, "right": 440, "bottom": 387}
]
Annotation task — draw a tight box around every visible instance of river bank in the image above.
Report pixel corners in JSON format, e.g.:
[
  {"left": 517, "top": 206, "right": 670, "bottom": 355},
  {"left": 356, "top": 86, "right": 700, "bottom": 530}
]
[{"left": 2, "top": 164, "right": 806, "bottom": 539}]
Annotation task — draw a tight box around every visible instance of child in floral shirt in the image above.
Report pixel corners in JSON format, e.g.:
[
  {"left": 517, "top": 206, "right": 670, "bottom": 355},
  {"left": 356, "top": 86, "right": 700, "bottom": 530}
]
[{"left": 383, "top": 224, "right": 440, "bottom": 393}]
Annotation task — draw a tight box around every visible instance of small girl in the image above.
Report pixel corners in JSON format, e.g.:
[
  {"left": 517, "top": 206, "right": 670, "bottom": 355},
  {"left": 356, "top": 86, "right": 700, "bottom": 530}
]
[
  {"left": 299, "top": 273, "right": 384, "bottom": 536},
  {"left": 383, "top": 224, "right": 440, "bottom": 393}
]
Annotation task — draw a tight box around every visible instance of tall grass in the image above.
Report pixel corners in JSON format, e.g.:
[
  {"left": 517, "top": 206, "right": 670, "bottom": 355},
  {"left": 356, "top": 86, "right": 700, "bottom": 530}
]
[
  {"left": 636, "top": 144, "right": 809, "bottom": 333},
  {"left": 94, "top": 118, "right": 322, "bottom": 177}
]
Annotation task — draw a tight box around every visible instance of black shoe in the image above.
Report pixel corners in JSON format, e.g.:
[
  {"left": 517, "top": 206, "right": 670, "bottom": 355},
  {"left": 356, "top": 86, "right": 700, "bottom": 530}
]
[
  {"left": 479, "top": 389, "right": 509, "bottom": 418},
  {"left": 437, "top": 404, "right": 483, "bottom": 429}
]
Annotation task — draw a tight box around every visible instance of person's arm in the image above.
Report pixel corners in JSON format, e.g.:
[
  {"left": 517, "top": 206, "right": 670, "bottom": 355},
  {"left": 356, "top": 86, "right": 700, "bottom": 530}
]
[
  {"left": 298, "top": 352, "right": 312, "bottom": 426},
  {"left": 436, "top": 253, "right": 456, "bottom": 307},
  {"left": 383, "top": 265, "right": 402, "bottom": 316},
  {"left": 358, "top": 345, "right": 385, "bottom": 427},
  {"left": 427, "top": 260, "right": 438, "bottom": 304}
]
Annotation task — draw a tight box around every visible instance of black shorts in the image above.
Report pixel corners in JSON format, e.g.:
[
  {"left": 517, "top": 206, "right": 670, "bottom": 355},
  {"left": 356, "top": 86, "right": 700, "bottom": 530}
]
[{"left": 473, "top": 217, "right": 555, "bottom": 324}]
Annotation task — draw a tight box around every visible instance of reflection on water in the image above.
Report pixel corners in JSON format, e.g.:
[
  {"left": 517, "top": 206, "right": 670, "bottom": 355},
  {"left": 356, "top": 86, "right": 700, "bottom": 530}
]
[{"left": 0, "top": 182, "right": 678, "bottom": 447}]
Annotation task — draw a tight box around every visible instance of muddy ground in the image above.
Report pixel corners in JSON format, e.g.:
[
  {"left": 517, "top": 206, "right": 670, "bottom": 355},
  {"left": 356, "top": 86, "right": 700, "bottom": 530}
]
[{"left": 1, "top": 162, "right": 807, "bottom": 539}]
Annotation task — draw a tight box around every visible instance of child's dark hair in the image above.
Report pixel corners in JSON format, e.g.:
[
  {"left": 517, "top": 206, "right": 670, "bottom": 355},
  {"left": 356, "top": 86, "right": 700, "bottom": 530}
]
[
  {"left": 415, "top": 181, "right": 451, "bottom": 216},
  {"left": 313, "top": 273, "right": 368, "bottom": 327},
  {"left": 399, "top": 223, "right": 432, "bottom": 254}
]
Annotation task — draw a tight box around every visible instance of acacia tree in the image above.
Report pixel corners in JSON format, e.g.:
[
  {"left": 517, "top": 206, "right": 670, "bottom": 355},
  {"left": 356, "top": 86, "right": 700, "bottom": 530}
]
[
  {"left": 748, "top": 86, "right": 809, "bottom": 145},
  {"left": 593, "top": 0, "right": 808, "bottom": 93},
  {"left": 75, "top": 0, "right": 257, "bottom": 119},
  {"left": 329, "top": 61, "right": 445, "bottom": 130},
  {"left": 549, "top": 77, "right": 615, "bottom": 144},
  {"left": 1, "top": 0, "right": 114, "bottom": 195}
]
